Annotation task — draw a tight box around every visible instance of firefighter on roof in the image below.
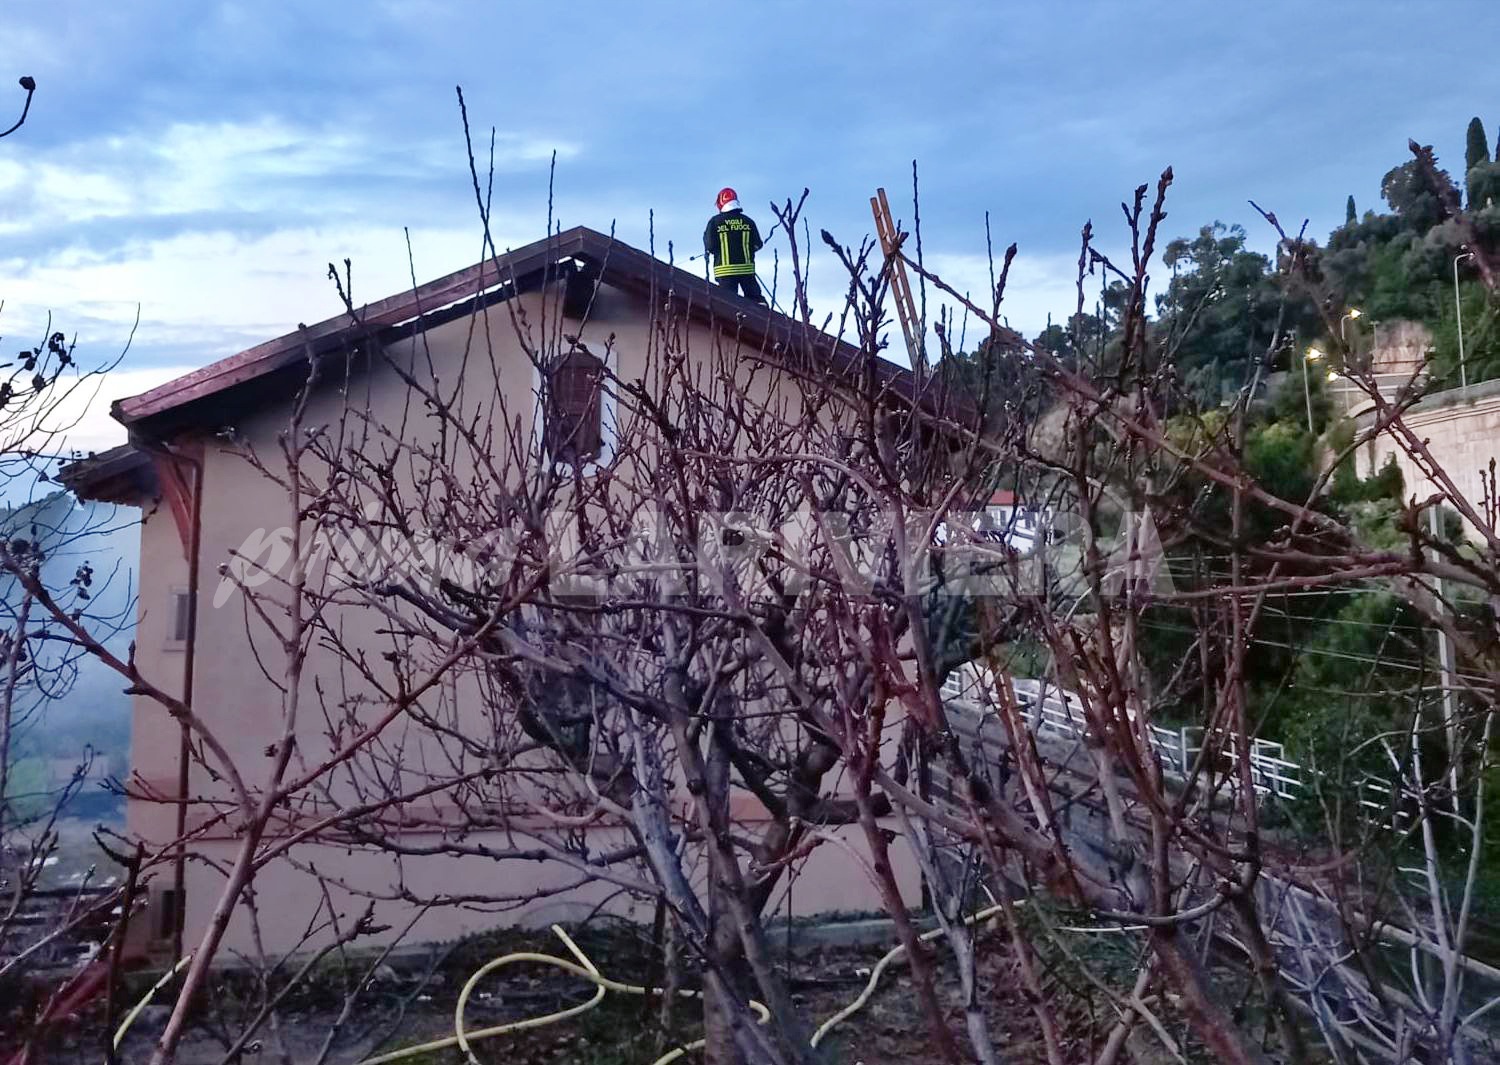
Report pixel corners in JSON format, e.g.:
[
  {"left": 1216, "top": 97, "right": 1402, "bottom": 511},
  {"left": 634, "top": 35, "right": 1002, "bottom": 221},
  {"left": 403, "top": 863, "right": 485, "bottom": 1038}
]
[{"left": 703, "top": 187, "right": 766, "bottom": 304}]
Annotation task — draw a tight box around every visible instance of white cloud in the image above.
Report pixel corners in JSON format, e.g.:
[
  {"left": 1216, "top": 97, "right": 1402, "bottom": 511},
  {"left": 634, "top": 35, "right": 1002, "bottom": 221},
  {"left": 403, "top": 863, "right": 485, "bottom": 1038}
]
[
  {"left": 2, "top": 221, "right": 540, "bottom": 368},
  {"left": 2, "top": 112, "right": 578, "bottom": 375},
  {"left": 0, "top": 116, "right": 579, "bottom": 235}
]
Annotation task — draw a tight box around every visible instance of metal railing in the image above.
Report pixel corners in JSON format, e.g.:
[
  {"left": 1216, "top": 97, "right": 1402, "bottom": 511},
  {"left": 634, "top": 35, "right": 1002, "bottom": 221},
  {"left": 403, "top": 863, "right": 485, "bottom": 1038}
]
[{"left": 941, "top": 666, "right": 1413, "bottom": 827}]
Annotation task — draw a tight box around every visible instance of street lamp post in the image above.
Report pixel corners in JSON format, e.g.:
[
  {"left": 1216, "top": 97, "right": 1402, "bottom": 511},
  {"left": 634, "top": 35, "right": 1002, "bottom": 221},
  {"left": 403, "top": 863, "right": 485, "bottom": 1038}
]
[
  {"left": 1454, "top": 250, "right": 1474, "bottom": 392},
  {"left": 1340, "top": 307, "right": 1363, "bottom": 368},
  {"left": 1339, "top": 308, "right": 1362, "bottom": 340},
  {"left": 1327, "top": 368, "right": 1345, "bottom": 415},
  {"left": 1302, "top": 346, "right": 1324, "bottom": 433}
]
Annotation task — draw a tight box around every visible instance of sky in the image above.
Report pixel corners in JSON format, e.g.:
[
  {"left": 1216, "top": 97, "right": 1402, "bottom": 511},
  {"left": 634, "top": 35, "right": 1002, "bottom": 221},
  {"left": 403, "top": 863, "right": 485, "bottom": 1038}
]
[{"left": 1, "top": 0, "right": 1492, "bottom": 454}]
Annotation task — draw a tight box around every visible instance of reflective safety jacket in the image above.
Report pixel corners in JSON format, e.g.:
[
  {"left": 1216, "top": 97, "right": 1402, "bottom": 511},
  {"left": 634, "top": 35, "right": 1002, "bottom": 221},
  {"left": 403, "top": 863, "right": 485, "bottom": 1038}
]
[{"left": 703, "top": 209, "right": 763, "bottom": 278}]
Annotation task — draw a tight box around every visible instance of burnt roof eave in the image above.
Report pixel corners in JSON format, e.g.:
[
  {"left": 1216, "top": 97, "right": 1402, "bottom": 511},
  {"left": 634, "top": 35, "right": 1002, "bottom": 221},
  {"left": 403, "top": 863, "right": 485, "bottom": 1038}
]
[{"left": 56, "top": 442, "right": 159, "bottom": 506}]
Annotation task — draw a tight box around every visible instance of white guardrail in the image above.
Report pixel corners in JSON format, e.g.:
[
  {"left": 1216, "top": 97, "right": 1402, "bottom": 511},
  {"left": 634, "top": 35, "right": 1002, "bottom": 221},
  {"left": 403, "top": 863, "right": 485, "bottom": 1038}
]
[{"left": 940, "top": 667, "right": 1411, "bottom": 827}]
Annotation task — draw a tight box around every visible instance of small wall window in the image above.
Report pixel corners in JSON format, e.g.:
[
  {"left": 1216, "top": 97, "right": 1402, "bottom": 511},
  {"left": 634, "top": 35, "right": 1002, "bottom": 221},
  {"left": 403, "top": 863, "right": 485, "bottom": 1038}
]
[
  {"left": 166, "top": 588, "right": 192, "bottom": 647},
  {"left": 545, "top": 349, "right": 605, "bottom": 463},
  {"left": 156, "top": 887, "right": 180, "bottom": 940}
]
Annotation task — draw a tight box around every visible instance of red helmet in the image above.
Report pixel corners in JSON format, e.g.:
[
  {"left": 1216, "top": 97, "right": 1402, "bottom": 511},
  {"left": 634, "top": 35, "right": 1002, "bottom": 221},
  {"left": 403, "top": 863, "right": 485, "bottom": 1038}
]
[{"left": 716, "top": 187, "right": 738, "bottom": 210}]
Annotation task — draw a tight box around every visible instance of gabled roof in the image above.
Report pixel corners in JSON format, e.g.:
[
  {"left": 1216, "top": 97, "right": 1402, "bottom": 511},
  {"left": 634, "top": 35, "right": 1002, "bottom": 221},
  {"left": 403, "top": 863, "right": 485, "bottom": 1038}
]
[
  {"left": 114, "top": 225, "right": 956, "bottom": 437},
  {"left": 63, "top": 226, "right": 982, "bottom": 505}
]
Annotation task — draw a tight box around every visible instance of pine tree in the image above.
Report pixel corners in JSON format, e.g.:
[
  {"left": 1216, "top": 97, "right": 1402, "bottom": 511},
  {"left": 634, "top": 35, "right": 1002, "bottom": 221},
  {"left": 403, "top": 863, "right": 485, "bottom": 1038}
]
[
  {"left": 1346, "top": 195, "right": 1357, "bottom": 224},
  {"left": 1467, "top": 117, "right": 1491, "bottom": 171}
]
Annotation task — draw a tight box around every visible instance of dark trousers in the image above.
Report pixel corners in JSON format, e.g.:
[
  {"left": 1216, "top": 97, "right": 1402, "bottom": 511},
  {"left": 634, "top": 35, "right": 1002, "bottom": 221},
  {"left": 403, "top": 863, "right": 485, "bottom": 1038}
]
[{"left": 716, "top": 273, "right": 765, "bottom": 304}]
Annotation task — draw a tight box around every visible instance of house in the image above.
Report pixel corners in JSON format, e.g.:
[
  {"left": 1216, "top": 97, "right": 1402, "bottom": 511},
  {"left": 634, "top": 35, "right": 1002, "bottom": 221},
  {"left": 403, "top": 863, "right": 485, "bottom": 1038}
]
[
  {"left": 975, "top": 489, "right": 1043, "bottom": 551},
  {"left": 61, "top": 226, "right": 968, "bottom": 959}
]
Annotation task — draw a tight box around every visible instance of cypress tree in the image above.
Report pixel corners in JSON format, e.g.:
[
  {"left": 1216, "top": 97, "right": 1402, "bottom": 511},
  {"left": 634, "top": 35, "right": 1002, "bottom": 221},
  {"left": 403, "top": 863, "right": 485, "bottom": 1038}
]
[
  {"left": 1345, "top": 195, "right": 1357, "bottom": 224},
  {"left": 1467, "top": 117, "right": 1491, "bottom": 171},
  {"left": 1467, "top": 119, "right": 1493, "bottom": 208}
]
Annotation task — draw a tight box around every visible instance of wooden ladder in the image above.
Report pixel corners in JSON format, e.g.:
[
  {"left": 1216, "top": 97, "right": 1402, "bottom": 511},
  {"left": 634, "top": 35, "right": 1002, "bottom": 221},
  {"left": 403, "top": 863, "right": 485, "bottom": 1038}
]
[{"left": 870, "top": 187, "right": 922, "bottom": 363}]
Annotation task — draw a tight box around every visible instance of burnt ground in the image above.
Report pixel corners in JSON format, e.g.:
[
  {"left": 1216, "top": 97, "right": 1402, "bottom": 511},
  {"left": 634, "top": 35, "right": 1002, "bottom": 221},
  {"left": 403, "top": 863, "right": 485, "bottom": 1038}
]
[
  {"left": 36, "top": 912, "right": 1236, "bottom": 1064},
  {"left": 8, "top": 824, "right": 1460, "bottom": 1065}
]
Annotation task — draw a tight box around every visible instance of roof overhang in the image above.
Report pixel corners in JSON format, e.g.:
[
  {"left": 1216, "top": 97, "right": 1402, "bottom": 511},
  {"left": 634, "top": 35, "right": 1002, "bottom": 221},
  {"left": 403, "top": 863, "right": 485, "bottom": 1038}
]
[{"left": 56, "top": 443, "right": 159, "bottom": 505}]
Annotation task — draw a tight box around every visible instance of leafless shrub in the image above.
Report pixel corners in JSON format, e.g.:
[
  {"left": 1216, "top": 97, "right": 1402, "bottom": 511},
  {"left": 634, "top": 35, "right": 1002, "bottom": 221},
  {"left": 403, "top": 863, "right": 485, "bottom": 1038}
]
[{"left": 12, "top": 97, "right": 1500, "bottom": 1065}]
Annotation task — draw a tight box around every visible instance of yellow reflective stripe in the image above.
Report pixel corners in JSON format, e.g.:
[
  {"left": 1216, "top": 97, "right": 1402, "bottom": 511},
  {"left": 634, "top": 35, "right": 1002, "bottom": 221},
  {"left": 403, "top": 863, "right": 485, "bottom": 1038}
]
[
  {"left": 741, "top": 230, "right": 750, "bottom": 264},
  {"left": 714, "top": 262, "right": 755, "bottom": 277},
  {"left": 719, "top": 231, "right": 730, "bottom": 268}
]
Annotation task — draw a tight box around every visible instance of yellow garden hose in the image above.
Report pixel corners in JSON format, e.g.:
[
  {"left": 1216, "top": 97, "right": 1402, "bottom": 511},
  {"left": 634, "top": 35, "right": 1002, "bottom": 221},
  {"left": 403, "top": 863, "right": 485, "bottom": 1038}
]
[
  {"left": 453, "top": 927, "right": 603, "bottom": 1064},
  {"left": 358, "top": 902, "right": 1013, "bottom": 1064},
  {"left": 356, "top": 924, "right": 771, "bottom": 1065},
  {"left": 112, "top": 953, "right": 193, "bottom": 1052},
  {"left": 810, "top": 899, "right": 1007, "bottom": 1047}
]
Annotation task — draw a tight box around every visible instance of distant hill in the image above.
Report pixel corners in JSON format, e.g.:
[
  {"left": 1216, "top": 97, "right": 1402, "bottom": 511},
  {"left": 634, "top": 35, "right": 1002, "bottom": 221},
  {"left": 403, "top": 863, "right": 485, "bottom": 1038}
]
[{"left": 0, "top": 491, "right": 138, "bottom": 822}]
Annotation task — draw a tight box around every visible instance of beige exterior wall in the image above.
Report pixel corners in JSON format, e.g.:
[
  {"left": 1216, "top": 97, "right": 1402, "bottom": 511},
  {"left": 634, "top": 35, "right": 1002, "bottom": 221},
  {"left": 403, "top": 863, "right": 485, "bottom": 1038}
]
[
  {"left": 1367, "top": 319, "right": 1432, "bottom": 376},
  {"left": 129, "top": 500, "right": 190, "bottom": 845},
  {"left": 1361, "top": 380, "right": 1500, "bottom": 533},
  {"left": 170, "top": 827, "right": 918, "bottom": 957},
  {"left": 126, "top": 280, "right": 919, "bottom": 957}
]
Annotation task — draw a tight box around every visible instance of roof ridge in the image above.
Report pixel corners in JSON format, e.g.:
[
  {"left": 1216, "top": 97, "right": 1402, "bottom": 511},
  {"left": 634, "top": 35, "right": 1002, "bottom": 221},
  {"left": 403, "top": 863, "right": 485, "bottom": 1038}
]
[{"left": 111, "top": 225, "right": 953, "bottom": 433}]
